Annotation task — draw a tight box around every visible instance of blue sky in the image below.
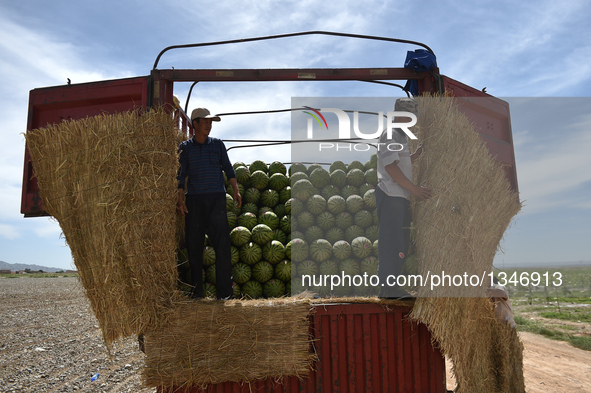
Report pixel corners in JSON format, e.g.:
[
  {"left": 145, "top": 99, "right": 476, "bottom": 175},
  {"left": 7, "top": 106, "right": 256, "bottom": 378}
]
[{"left": 1, "top": 0, "right": 590, "bottom": 270}]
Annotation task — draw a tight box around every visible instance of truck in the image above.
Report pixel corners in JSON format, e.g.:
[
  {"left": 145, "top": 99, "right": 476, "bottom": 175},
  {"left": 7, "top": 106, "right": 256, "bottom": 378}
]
[{"left": 21, "top": 32, "right": 518, "bottom": 392}]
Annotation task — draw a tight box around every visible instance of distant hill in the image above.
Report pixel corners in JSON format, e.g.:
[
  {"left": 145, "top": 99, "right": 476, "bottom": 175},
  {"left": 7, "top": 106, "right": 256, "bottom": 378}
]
[{"left": 0, "top": 260, "right": 65, "bottom": 273}]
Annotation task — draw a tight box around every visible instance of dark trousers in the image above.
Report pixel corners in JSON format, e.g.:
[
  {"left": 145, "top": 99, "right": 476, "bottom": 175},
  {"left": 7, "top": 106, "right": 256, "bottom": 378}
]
[
  {"left": 375, "top": 187, "right": 412, "bottom": 296},
  {"left": 185, "top": 195, "right": 233, "bottom": 299}
]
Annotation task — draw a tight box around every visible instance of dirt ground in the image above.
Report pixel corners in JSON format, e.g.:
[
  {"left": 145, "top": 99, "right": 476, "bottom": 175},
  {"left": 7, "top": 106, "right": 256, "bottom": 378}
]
[{"left": 1, "top": 276, "right": 590, "bottom": 393}]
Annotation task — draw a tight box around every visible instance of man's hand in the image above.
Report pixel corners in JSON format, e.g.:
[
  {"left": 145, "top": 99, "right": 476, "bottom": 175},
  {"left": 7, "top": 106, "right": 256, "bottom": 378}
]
[
  {"left": 411, "top": 184, "right": 432, "bottom": 201},
  {"left": 233, "top": 191, "right": 242, "bottom": 209},
  {"left": 177, "top": 199, "right": 188, "bottom": 216},
  {"left": 177, "top": 188, "right": 188, "bottom": 216}
]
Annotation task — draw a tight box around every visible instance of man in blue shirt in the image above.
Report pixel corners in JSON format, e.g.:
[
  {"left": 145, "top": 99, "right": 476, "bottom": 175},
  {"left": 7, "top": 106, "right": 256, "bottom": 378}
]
[{"left": 177, "top": 108, "right": 242, "bottom": 299}]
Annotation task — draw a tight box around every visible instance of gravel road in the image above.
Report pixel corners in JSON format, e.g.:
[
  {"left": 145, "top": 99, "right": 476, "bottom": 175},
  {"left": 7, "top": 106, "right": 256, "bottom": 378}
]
[
  {"left": 0, "top": 276, "right": 155, "bottom": 393},
  {"left": 2, "top": 276, "right": 589, "bottom": 393}
]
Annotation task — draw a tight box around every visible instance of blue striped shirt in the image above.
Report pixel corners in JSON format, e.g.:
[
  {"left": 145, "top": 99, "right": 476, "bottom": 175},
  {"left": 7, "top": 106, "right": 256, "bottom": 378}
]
[{"left": 177, "top": 136, "right": 236, "bottom": 198}]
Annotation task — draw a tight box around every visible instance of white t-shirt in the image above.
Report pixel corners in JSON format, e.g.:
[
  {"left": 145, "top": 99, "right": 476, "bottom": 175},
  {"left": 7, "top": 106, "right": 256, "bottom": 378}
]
[{"left": 377, "top": 129, "right": 412, "bottom": 200}]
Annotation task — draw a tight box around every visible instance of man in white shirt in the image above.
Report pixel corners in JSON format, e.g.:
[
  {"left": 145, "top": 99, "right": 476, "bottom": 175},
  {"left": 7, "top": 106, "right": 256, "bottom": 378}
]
[{"left": 376, "top": 98, "right": 431, "bottom": 299}]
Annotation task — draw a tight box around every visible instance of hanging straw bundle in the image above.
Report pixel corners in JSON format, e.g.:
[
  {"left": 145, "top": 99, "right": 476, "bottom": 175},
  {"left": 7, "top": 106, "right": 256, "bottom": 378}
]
[
  {"left": 26, "top": 108, "right": 181, "bottom": 346},
  {"left": 408, "top": 95, "right": 524, "bottom": 392}
]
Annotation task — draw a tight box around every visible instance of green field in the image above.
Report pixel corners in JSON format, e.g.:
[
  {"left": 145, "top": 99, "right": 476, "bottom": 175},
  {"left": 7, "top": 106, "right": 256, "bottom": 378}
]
[{"left": 497, "top": 265, "right": 591, "bottom": 351}]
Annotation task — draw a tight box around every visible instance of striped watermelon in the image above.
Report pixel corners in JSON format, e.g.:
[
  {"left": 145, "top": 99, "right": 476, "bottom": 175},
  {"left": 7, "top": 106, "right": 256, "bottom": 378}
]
[
  {"left": 296, "top": 259, "right": 318, "bottom": 276},
  {"left": 289, "top": 197, "right": 303, "bottom": 215},
  {"left": 272, "top": 229, "right": 287, "bottom": 244},
  {"left": 369, "top": 153, "right": 377, "bottom": 169},
  {"left": 232, "top": 262, "right": 251, "bottom": 284},
  {"left": 321, "top": 184, "right": 340, "bottom": 200},
  {"left": 204, "top": 282, "right": 216, "bottom": 298},
  {"left": 249, "top": 160, "right": 268, "bottom": 174},
  {"left": 330, "top": 169, "right": 347, "bottom": 188},
  {"left": 373, "top": 240, "right": 379, "bottom": 257},
  {"left": 354, "top": 210, "right": 373, "bottom": 228},
  {"left": 237, "top": 212, "right": 258, "bottom": 230},
  {"left": 365, "top": 168, "right": 378, "bottom": 186},
  {"left": 279, "top": 215, "right": 291, "bottom": 234},
  {"left": 230, "top": 226, "right": 251, "bottom": 247},
  {"left": 233, "top": 161, "right": 246, "bottom": 169},
  {"left": 346, "top": 195, "right": 365, "bottom": 214},
  {"left": 319, "top": 259, "right": 339, "bottom": 275},
  {"left": 292, "top": 179, "right": 315, "bottom": 201},
  {"left": 243, "top": 187, "right": 260, "bottom": 204},
  {"left": 232, "top": 282, "right": 241, "bottom": 298},
  {"left": 365, "top": 225, "right": 379, "bottom": 243},
  {"left": 252, "top": 261, "right": 274, "bottom": 283},
  {"left": 325, "top": 227, "right": 345, "bottom": 245},
  {"left": 327, "top": 195, "right": 346, "bottom": 214},
  {"left": 251, "top": 224, "right": 273, "bottom": 246},
  {"left": 309, "top": 239, "right": 332, "bottom": 262},
  {"left": 258, "top": 206, "right": 273, "bottom": 216},
  {"left": 335, "top": 212, "right": 353, "bottom": 230},
  {"left": 316, "top": 211, "right": 335, "bottom": 231},
  {"left": 306, "top": 163, "right": 323, "bottom": 176},
  {"left": 306, "top": 194, "right": 326, "bottom": 215},
  {"left": 345, "top": 226, "right": 365, "bottom": 243},
  {"left": 363, "top": 189, "right": 376, "bottom": 209},
  {"left": 360, "top": 256, "right": 379, "bottom": 275},
  {"left": 359, "top": 183, "right": 373, "bottom": 198},
  {"left": 309, "top": 167, "right": 330, "bottom": 189},
  {"left": 262, "top": 240, "right": 285, "bottom": 264},
  {"left": 289, "top": 238, "right": 309, "bottom": 262},
  {"left": 258, "top": 211, "right": 279, "bottom": 230},
  {"left": 241, "top": 280, "right": 263, "bottom": 299},
  {"left": 241, "top": 202, "right": 258, "bottom": 215},
  {"left": 347, "top": 168, "right": 365, "bottom": 187},
  {"left": 330, "top": 160, "right": 347, "bottom": 173},
  {"left": 250, "top": 170, "right": 269, "bottom": 190},
  {"left": 290, "top": 171, "right": 309, "bottom": 184},
  {"left": 273, "top": 203, "right": 286, "bottom": 218},
  {"left": 263, "top": 279, "right": 286, "bottom": 298},
  {"left": 304, "top": 226, "right": 324, "bottom": 243},
  {"left": 205, "top": 265, "right": 216, "bottom": 285},
  {"left": 288, "top": 163, "right": 307, "bottom": 176},
  {"left": 239, "top": 241, "right": 262, "bottom": 266},
  {"left": 274, "top": 260, "right": 291, "bottom": 282},
  {"left": 269, "top": 173, "right": 289, "bottom": 191},
  {"left": 351, "top": 236, "right": 373, "bottom": 259},
  {"left": 203, "top": 246, "right": 216, "bottom": 267},
  {"left": 279, "top": 186, "right": 291, "bottom": 204},
  {"left": 339, "top": 258, "right": 360, "bottom": 276},
  {"left": 269, "top": 161, "right": 287, "bottom": 175},
  {"left": 260, "top": 189, "right": 279, "bottom": 207},
  {"left": 230, "top": 246, "right": 240, "bottom": 265},
  {"left": 332, "top": 240, "right": 352, "bottom": 260},
  {"left": 235, "top": 166, "right": 251, "bottom": 185},
  {"left": 347, "top": 160, "right": 365, "bottom": 172},
  {"left": 341, "top": 185, "right": 359, "bottom": 200},
  {"left": 284, "top": 198, "right": 292, "bottom": 215},
  {"left": 297, "top": 211, "right": 314, "bottom": 228},
  {"left": 227, "top": 211, "right": 237, "bottom": 229}
]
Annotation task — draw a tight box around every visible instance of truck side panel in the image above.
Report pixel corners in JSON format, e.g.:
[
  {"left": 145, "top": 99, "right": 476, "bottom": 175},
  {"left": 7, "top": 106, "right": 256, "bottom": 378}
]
[
  {"left": 442, "top": 76, "right": 519, "bottom": 193},
  {"left": 156, "top": 303, "right": 446, "bottom": 393}
]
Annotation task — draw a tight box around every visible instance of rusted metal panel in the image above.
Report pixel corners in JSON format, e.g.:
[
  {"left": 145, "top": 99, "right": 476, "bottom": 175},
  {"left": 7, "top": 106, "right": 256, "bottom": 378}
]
[{"left": 157, "top": 303, "right": 446, "bottom": 393}]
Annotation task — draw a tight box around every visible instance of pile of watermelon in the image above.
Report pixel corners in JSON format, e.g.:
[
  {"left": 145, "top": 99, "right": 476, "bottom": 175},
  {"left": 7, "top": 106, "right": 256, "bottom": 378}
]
[{"left": 178, "top": 155, "right": 381, "bottom": 299}]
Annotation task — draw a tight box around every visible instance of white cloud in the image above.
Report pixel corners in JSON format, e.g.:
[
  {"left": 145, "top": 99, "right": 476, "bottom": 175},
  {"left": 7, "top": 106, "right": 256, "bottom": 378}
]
[{"left": 516, "top": 111, "right": 591, "bottom": 213}]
